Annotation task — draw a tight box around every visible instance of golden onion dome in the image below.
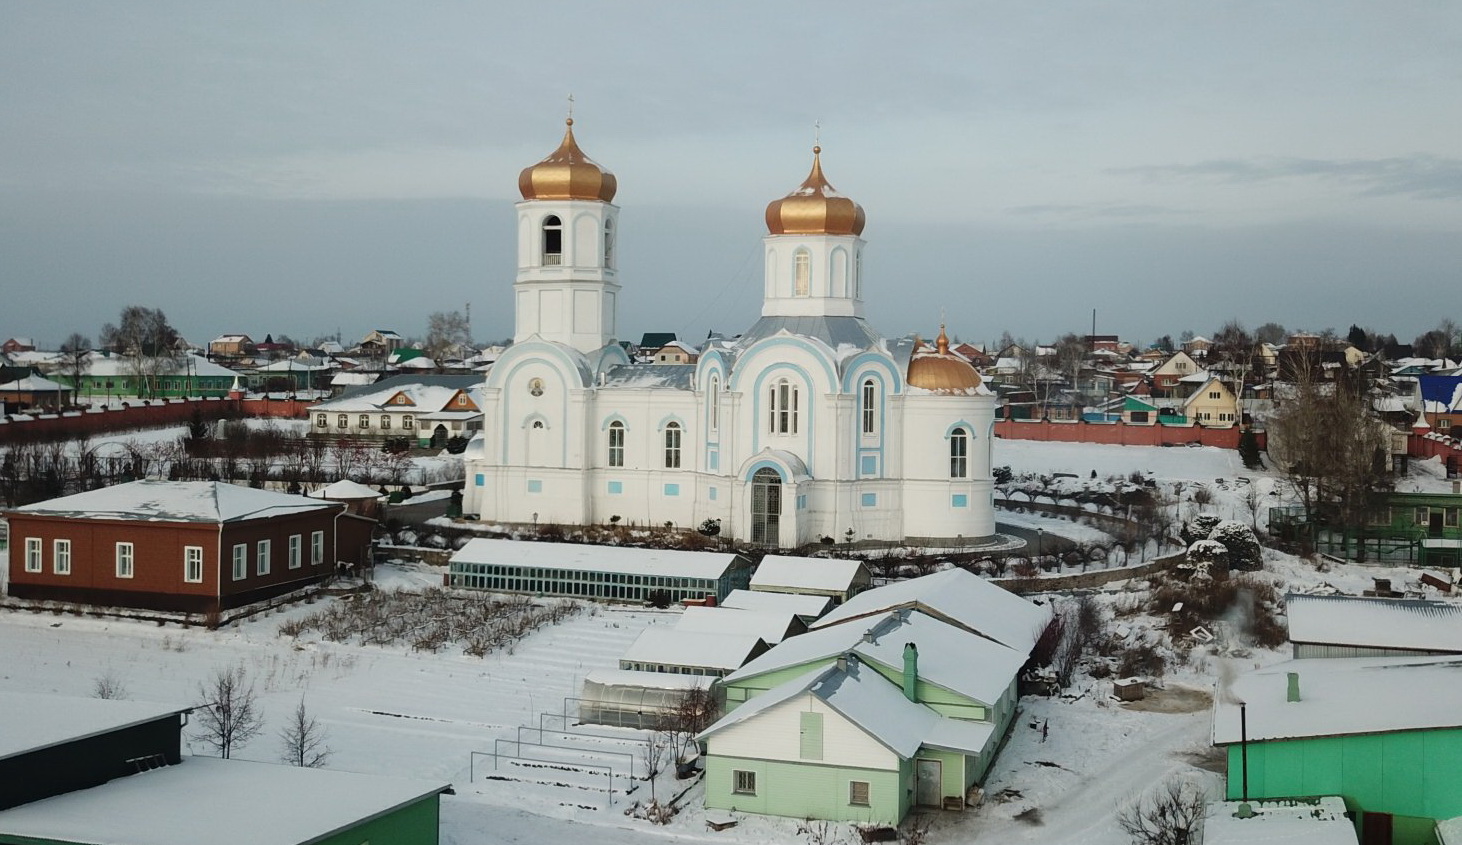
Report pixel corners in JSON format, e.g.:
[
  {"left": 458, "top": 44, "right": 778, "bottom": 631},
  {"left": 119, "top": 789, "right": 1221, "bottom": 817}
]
[
  {"left": 907, "top": 326, "right": 983, "bottom": 393},
  {"left": 518, "top": 118, "right": 617, "bottom": 203},
  {"left": 765, "top": 146, "right": 866, "bottom": 236}
]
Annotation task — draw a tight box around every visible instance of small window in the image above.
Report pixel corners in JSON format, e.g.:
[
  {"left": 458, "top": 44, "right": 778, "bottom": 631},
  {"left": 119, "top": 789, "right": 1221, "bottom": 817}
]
[
  {"left": 54, "top": 539, "right": 71, "bottom": 575},
  {"left": 337, "top": 414, "right": 348, "bottom": 429},
  {"left": 1440, "top": 418, "right": 1453, "bottom": 431},
  {"left": 184, "top": 546, "right": 204, "bottom": 583},
  {"left": 849, "top": 781, "right": 871, "bottom": 806},
  {"left": 115, "top": 542, "right": 134, "bottom": 579},
  {"left": 256, "top": 540, "right": 271, "bottom": 576},
  {"left": 542, "top": 215, "right": 563, "bottom": 265},
  {"left": 315, "top": 413, "right": 327, "bottom": 428},
  {"left": 24, "top": 538, "right": 42, "bottom": 573},
  {"left": 1209, "top": 391, "right": 1221, "bottom": 400},
  {"left": 381, "top": 415, "right": 391, "bottom": 429},
  {"left": 1416, "top": 507, "right": 1430, "bottom": 526},
  {"left": 769, "top": 379, "right": 799, "bottom": 434},
  {"left": 604, "top": 219, "right": 615, "bottom": 267},
  {"left": 709, "top": 375, "right": 721, "bottom": 433},
  {"left": 310, "top": 531, "right": 325, "bottom": 566},
  {"left": 861, "top": 379, "right": 876, "bottom": 435},
  {"left": 359, "top": 414, "right": 370, "bottom": 429},
  {"left": 664, "top": 422, "right": 682, "bottom": 468},
  {"left": 402, "top": 415, "right": 414, "bottom": 430},
  {"left": 793, "top": 250, "right": 810, "bottom": 297},
  {"left": 232, "top": 544, "right": 248, "bottom": 580},
  {"left": 733, "top": 770, "right": 757, "bottom": 795},
  {"left": 950, "top": 428, "right": 969, "bottom": 478},
  {"left": 288, "top": 534, "right": 302, "bottom": 569},
  {"left": 608, "top": 421, "right": 625, "bottom": 467}
]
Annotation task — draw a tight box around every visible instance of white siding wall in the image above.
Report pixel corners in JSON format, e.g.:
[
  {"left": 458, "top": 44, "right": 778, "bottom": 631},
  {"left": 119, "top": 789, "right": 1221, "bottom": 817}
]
[{"left": 711, "top": 693, "right": 897, "bottom": 770}]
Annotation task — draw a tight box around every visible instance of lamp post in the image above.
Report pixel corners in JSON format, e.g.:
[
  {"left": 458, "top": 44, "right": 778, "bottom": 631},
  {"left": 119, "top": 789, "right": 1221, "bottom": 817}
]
[{"left": 1037, "top": 527, "right": 1044, "bottom": 564}]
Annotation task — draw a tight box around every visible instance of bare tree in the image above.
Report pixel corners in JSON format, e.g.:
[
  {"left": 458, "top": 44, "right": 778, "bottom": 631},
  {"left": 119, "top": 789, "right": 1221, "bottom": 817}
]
[
  {"left": 1254, "top": 322, "right": 1287, "bottom": 346},
  {"left": 659, "top": 687, "right": 717, "bottom": 765},
  {"left": 100, "top": 306, "right": 181, "bottom": 398},
  {"left": 91, "top": 670, "right": 129, "bottom": 700},
  {"left": 425, "top": 310, "right": 473, "bottom": 362},
  {"left": 193, "top": 664, "right": 264, "bottom": 759},
  {"left": 1117, "top": 777, "right": 1206, "bottom": 845},
  {"left": 58, "top": 333, "right": 92, "bottom": 398},
  {"left": 279, "top": 697, "right": 331, "bottom": 768},
  {"left": 640, "top": 729, "right": 671, "bottom": 804}
]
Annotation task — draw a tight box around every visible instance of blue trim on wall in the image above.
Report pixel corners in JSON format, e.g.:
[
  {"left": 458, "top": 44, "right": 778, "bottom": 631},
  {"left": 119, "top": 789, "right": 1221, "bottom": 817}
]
[
  {"left": 952, "top": 494, "right": 968, "bottom": 508},
  {"left": 840, "top": 352, "right": 904, "bottom": 394},
  {"left": 474, "top": 473, "right": 485, "bottom": 487},
  {"left": 728, "top": 336, "right": 838, "bottom": 391},
  {"left": 495, "top": 356, "right": 571, "bottom": 464},
  {"left": 944, "top": 420, "right": 975, "bottom": 439},
  {"left": 607, "top": 481, "right": 623, "bottom": 494},
  {"left": 853, "top": 369, "right": 891, "bottom": 478},
  {"left": 860, "top": 493, "right": 877, "bottom": 507},
  {"left": 527, "top": 479, "right": 543, "bottom": 493},
  {"left": 860, "top": 454, "right": 878, "bottom": 476},
  {"left": 744, "top": 460, "right": 788, "bottom": 482},
  {"left": 709, "top": 487, "right": 718, "bottom": 501},
  {"left": 749, "top": 363, "right": 816, "bottom": 470},
  {"left": 601, "top": 413, "right": 630, "bottom": 431},
  {"left": 656, "top": 414, "right": 686, "bottom": 432},
  {"left": 664, "top": 483, "right": 680, "bottom": 497}
]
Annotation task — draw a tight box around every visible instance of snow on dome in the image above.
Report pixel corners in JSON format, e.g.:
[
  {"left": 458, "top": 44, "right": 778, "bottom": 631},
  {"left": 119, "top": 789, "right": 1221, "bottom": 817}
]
[
  {"left": 765, "top": 146, "right": 866, "bottom": 236},
  {"left": 518, "top": 118, "right": 617, "bottom": 203}
]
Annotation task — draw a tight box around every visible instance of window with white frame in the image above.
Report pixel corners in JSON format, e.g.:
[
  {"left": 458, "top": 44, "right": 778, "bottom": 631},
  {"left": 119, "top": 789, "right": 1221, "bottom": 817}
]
[
  {"left": 793, "top": 250, "right": 810, "bottom": 297},
  {"left": 664, "top": 422, "right": 682, "bottom": 468},
  {"left": 950, "top": 428, "right": 969, "bottom": 478},
  {"left": 53, "top": 539, "right": 71, "bottom": 575},
  {"left": 115, "top": 542, "right": 134, "bottom": 579},
  {"left": 232, "top": 544, "right": 248, "bottom": 580},
  {"left": 542, "top": 215, "right": 563, "bottom": 265},
  {"left": 381, "top": 414, "right": 391, "bottom": 429},
  {"left": 315, "top": 413, "right": 327, "bottom": 428},
  {"left": 256, "top": 539, "right": 271, "bottom": 576},
  {"left": 769, "top": 379, "right": 799, "bottom": 435},
  {"left": 288, "top": 534, "right": 302, "bottom": 569},
  {"left": 861, "top": 379, "right": 876, "bottom": 435},
  {"left": 184, "top": 546, "right": 204, "bottom": 583},
  {"left": 24, "top": 538, "right": 42, "bottom": 572},
  {"left": 608, "top": 421, "right": 625, "bottom": 467},
  {"left": 402, "top": 415, "right": 414, "bottom": 430},
  {"left": 849, "top": 780, "right": 871, "bottom": 806},
  {"left": 359, "top": 414, "right": 370, "bottom": 429},
  {"left": 337, "top": 414, "right": 348, "bottom": 429},
  {"left": 311, "top": 531, "right": 324, "bottom": 565},
  {"left": 733, "top": 769, "right": 757, "bottom": 795}
]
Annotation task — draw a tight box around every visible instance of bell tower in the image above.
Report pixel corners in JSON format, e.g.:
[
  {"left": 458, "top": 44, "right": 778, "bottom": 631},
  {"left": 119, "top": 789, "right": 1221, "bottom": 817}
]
[
  {"left": 761, "top": 146, "right": 867, "bottom": 319},
  {"left": 513, "top": 116, "right": 620, "bottom": 353}
]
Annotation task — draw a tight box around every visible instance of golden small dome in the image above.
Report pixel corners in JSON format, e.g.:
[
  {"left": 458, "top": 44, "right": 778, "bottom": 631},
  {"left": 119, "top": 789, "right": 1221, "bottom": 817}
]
[
  {"left": 518, "top": 118, "right": 617, "bottom": 202},
  {"left": 765, "top": 146, "right": 866, "bottom": 236},
  {"left": 907, "top": 326, "right": 983, "bottom": 392}
]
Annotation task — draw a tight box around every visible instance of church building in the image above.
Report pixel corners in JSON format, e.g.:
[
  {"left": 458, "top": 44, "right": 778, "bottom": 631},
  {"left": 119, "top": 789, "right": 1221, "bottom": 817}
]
[{"left": 462, "top": 119, "right": 997, "bottom": 548}]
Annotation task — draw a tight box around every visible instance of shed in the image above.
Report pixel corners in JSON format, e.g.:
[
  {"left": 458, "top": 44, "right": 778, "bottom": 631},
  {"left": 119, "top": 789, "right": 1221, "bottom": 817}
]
[
  {"left": 619, "top": 628, "right": 769, "bottom": 677},
  {"left": 577, "top": 669, "right": 714, "bottom": 729},
  {"left": 675, "top": 605, "right": 807, "bottom": 645},
  {"left": 750, "top": 555, "right": 872, "bottom": 604},
  {"left": 1286, "top": 594, "right": 1462, "bottom": 658},
  {"left": 720, "top": 588, "right": 834, "bottom": 623}
]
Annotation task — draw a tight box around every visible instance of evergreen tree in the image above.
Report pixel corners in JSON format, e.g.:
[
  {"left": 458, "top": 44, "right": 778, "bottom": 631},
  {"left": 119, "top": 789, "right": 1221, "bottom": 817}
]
[{"left": 1238, "top": 429, "right": 1264, "bottom": 470}]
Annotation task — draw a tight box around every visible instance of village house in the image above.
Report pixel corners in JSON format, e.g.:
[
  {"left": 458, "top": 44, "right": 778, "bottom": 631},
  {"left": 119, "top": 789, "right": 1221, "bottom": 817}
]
[
  {"left": 649, "top": 340, "right": 699, "bottom": 365},
  {"left": 1, "top": 337, "right": 37, "bottom": 355},
  {"left": 307, "top": 374, "right": 484, "bottom": 448},
  {"left": 5, "top": 480, "right": 375, "bottom": 614},
  {"left": 0, "top": 373, "right": 75, "bottom": 413},
  {"left": 1148, "top": 351, "right": 1203, "bottom": 397},
  {"left": 1417, "top": 375, "right": 1462, "bottom": 436},
  {"left": 207, "top": 334, "right": 255, "bottom": 360},
  {"left": 1285, "top": 594, "right": 1462, "bottom": 659},
  {"left": 1182, "top": 375, "right": 1242, "bottom": 427}
]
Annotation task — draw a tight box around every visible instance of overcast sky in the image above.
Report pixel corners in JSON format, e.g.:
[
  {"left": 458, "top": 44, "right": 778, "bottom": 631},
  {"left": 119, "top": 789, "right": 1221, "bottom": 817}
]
[{"left": 3, "top": 2, "right": 1460, "bottom": 351}]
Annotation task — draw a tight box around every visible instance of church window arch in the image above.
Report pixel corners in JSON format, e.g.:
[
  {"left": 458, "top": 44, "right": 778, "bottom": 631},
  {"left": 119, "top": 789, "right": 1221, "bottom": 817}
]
[
  {"left": 664, "top": 422, "right": 682, "bottom": 468},
  {"left": 604, "top": 219, "right": 614, "bottom": 268},
  {"left": 709, "top": 374, "right": 721, "bottom": 433},
  {"left": 831, "top": 247, "right": 848, "bottom": 297},
  {"left": 950, "top": 427, "right": 969, "bottom": 478},
  {"left": 769, "top": 378, "right": 799, "bottom": 435},
  {"left": 854, "top": 250, "right": 863, "bottom": 299},
  {"left": 607, "top": 421, "right": 625, "bottom": 467},
  {"left": 861, "top": 378, "right": 877, "bottom": 435},
  {"left": 793, "top": 249, "right": 811, "bottom": 297},
  {"left": 542, "top": 215, "right": 563, "bottom": 266}
]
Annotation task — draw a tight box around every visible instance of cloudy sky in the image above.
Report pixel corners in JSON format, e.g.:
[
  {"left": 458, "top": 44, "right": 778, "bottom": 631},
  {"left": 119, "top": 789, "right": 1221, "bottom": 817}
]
[{"left": 3, "top": 2, "right": 1459, "bottom": 351}]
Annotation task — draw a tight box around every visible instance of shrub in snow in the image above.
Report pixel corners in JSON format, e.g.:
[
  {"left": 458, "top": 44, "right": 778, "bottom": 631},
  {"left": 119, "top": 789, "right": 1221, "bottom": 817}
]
[
  {"left": 1186, "top": 538, "right": 1230, "bottom": 571},
  {"left": 1179, "top": 513, "right": 1223, "bottom": 547},
  {"left": 1207, "top": 520, "right": 1262, "bottom": 571}
]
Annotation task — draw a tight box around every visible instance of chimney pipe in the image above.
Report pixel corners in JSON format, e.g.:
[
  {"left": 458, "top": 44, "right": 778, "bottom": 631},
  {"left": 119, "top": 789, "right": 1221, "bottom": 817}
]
[
  {"left": 1286, "top": 672, "right": 1301, "bottom": 703},
  {"left": 902, "top": 643, "right": 919, "bottom": 702}
]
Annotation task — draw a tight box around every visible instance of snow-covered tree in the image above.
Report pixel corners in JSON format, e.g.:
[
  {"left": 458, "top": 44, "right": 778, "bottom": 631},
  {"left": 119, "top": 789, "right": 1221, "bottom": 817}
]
[
  {"left": 1186, "top": 538, "right": 1230, "bottom": 572},
  {"left": 1180, "top": 513, "right": 1223, "bottom": 547},
  {"left": 1208, "top": 520, "right": 1262, "bottom": 571}
]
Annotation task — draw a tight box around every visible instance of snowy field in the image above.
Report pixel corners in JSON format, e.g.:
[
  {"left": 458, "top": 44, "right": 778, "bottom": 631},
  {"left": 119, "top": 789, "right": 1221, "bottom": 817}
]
[{"left": 4, "top": 437, "right": 1458, "bottom": 843}]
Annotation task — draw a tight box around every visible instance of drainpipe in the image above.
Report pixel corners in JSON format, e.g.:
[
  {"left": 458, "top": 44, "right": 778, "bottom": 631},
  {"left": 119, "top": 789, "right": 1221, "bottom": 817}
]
[{"left": 902, "top": 643, "right": 918, "bottom": 702}]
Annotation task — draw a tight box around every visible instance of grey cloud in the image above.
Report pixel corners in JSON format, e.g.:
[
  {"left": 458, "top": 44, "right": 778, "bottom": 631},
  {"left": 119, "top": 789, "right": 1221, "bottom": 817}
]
[{"left": 1115, "top": 155, "right": 1462, "bottom": 200}]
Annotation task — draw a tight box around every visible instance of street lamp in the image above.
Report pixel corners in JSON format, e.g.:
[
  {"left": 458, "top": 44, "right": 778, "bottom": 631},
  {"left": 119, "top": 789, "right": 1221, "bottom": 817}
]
[{"left": 1037, "top": 527, "right": 1044, "bottom": 563}]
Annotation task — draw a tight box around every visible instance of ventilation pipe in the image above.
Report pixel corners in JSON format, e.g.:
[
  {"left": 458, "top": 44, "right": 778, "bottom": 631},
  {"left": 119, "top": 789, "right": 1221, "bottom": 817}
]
[
  {"left": 1286, "top": 672, "right": 1301, "bottom": 703},
  {"left": 902, "top": 643, "right": 919, "bottom": 702}
]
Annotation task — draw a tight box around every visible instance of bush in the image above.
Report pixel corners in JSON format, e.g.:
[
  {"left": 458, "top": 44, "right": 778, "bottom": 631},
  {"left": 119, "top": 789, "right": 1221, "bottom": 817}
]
[
  {"left": 1180, "top": 513, "right": 1224, "bottom": 547},
  {"left": 1208, "top": 520, "right": 1263, "bottom": 571},
  {"left": 1117, "top": 777, "right": 1205, "bottom": 845},
  {"left": 1117, "top": 642, "right": 1167, "bottom": 679},
  {"left": 1186, "top": 539, "right": 1230, "bottom": 572}
]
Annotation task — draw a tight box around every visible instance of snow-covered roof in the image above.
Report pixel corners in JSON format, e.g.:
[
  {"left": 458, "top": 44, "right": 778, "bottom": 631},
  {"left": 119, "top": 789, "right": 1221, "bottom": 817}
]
[
  {"left": 750, "top": 555, "right": 870, "bottom": 594},
  {"left": 737, "top": 314, "right": 882, "bottom": 351},
  {"left": 310, "top": 378, "right": 482, "bottom": 414},
  {"left": 620, "top": 628, "right": 765, "bottom": 671},
  {"left": 1286, "top": 594, "right": 1462, "bottom": 653},
  {"left": 0, "top": 374, "right": 69, "bottom": 392},
  {"left": 211, "top": 334, "right": 250, "bottom": 344},
  {"left": 702, "top": 657, "right": 991, "bottom": 759},
  {"left": 1178, "top": 369, "right": 1214, "bottom": 383},
  {"left": 811, "top": 568, "right": 1050, "bottom": 655},
  {"left": 720, "top": 588, "right": 834, "bottom": 619},
  {"left": 330, "top": 372, "right": 378, "bottom": 387},
  {"left": 11, "top": 480, "right": 339, "bottom": 524},
  {"left": 1203, "top": 798, "right": 1358, "bottom": 845},
  {"left": 253, "top": 358, "right": 330, "bottom": 373},
  {"left": 450, "top": 538, "right": 747, "bottom": 580},
  {"left": 675, "top": 606, "right": 799, "bottom": 645},
  {"left": 727, "top": 608, "right": 1026, "bottom": 706},
  {"left": 0, "top": 692, "right": 191, "bottom": 760},
  {"left": 1212, "top": 655, "right": 1462, "bottom": 744},
  {"left": 601, "top": 363, "right": 695, "bottom": 390},
  {"left": 583, "top": 668, "right": 714, "bottom": 691},
  {"left": 83, "top": 353, "right": 238, "bottom": 378},
  {"left": 0, "top": 755, "right": 448, "bottom": 845},
  {"left": 311, "top": 479, "right": 383, "bottom": 500}
]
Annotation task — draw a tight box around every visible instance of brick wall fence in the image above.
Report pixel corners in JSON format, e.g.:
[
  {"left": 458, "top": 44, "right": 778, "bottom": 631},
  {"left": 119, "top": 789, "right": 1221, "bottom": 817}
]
[
  {"left": 994, "top": 418, "right": 1264, "bottom": 450},
  {"left": 0, "top": 397, "right": 310, "bottom": 442},
  {"left": 1411, "top": 430, "right": 1462, "bottom": 466}
]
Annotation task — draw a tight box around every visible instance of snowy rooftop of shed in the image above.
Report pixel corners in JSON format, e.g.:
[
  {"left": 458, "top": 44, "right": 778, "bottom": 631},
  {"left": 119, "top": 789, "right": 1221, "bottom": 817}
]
[
  {"left": 310, "top": 479, "right": 383, "bottom": 500},
  {"left": 1212, "top": 655, "right": 1462, "bottom": 744},
  {"left": 0, "top": 755, "right": 449, "bottom": 845},
  {"left": 1286, "top": 594, "right": 1462, "bottom": 653},
  {"left": 621, "top": 628, "right": 766, "bottom": 671},
  {"left": 750, "top": 555, "right": 869, "bottom": 594},
  {"left": 675, "top": 606, "right": 799, "bottom": 644},
  {"left": 450, "top": 538, "right": 746, "bottom": 580},
  {"left": 811, "top": 568, "right": 1050, "bottom": 655},
  {"left": 10, "top": 480, "right": 338, "bottom": 524},
  {"left": 1203, "top": 798, "right": 1357, "bottom": 845},
  {"left": 727, "top": 608, "right": 1025, "bottom": 705},
  {"left": 0, "top": 692, "right": 190, "bottom": 760},
  {"left": 583, "top": 669, "right": 714, "bottom": 691},
  {"left": 0, "top": 374, "right": 68, "bottom": 392},
  {"left": 721, "top": 588, "right": 834, "bottom": 619}
]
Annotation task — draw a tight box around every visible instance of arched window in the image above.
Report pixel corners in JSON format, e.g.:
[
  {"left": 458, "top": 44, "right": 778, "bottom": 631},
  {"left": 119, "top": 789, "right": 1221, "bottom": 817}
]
[
  {"left": 793, "top": 250, "right": 810, "bottom": 297},
  {"left": 861, "top": 379, "right": 877, "bottom": 435},
  {"left": 542, "top": 215, "right": 563, "bottom": 266},
  {"left": 664, "top": 422, "right": 681, "bottom": 468},
  {"left": 709, "top": 375, "right": 720, "bottom": 433},
  {"left": 604, "top": 219, "right": 614, "bottom": 268},
  {"left": 768, "top": 379, "right": 799, "bottom": 434},
  {"left": 608, "top": 421, "right": 625, "bottom": 467},
  {"left": 950, "top": 428, "right": 969, "bottom": 478},
  {"left": 751, "top": 467, "right": 783, "bottom": 546},
  {"left": 854, "top": 250, "right": 863, "bottom": 299}
]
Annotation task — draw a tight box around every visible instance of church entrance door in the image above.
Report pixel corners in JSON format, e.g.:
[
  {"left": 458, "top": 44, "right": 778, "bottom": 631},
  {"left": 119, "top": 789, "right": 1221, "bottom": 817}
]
[{"left": 751, "top": 467, "right": 782, "bottom": 546}]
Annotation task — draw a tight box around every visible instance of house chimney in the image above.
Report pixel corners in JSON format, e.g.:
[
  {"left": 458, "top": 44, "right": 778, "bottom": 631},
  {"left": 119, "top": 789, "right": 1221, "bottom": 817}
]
[
  {"left": 1286, "top": 672, "right": 1301, "bottom": 703},
  {"left": 902, "top": 643, "right": 919, "bottom": 702}
]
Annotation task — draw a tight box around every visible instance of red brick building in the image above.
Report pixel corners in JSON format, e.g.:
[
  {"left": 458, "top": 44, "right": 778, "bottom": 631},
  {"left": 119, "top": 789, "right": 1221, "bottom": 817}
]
[{"left": 5, "top": 481, "right": 374, "bottom": 613}]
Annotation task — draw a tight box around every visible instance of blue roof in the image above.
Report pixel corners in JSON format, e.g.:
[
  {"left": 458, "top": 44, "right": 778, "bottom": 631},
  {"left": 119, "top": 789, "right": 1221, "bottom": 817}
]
[{"left": 1419, "top": 375, "right": 1462, "bottom": 412}]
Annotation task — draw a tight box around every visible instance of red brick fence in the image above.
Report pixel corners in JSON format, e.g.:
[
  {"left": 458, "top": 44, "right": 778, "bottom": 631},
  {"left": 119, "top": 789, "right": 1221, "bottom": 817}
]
[{"left": 0, "top": 397, "right": 310, "bottom": 442}]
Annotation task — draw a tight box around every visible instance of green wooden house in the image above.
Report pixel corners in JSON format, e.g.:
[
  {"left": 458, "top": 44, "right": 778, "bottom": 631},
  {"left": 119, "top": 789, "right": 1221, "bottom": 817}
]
[
  {"left": 63, "top": 352, "right": 239, "bottom": 400},
  {"left": 1271, "top": 491, "right": 1462, "bottom": 566},
  {"left": 1213, "top": 657, "right": 1462, "bottom": 845}
]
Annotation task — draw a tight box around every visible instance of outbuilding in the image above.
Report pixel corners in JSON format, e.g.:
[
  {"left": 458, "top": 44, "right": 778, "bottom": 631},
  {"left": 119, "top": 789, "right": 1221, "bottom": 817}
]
[{"left": 749, "top": 555, "right": 872, "bottom": 605}]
